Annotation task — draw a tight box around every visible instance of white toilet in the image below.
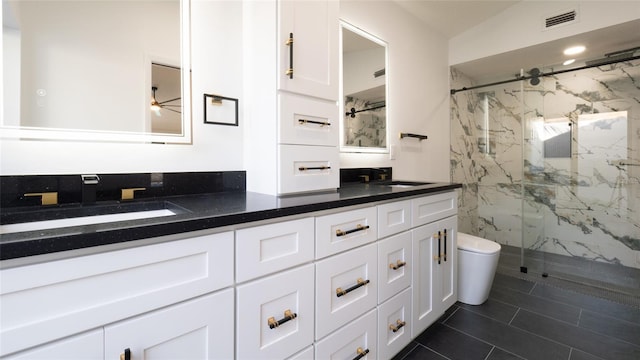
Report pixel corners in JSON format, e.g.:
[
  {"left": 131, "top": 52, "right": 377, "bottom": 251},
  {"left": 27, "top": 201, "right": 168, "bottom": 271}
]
[{"left": 457, "top": 232, "right": 501, "bottom": 305}]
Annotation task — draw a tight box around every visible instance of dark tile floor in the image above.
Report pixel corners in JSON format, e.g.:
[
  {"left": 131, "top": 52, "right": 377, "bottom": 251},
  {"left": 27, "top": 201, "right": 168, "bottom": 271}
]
[{"left": 392, "top": 272, "right": 640, "bottom": 360}]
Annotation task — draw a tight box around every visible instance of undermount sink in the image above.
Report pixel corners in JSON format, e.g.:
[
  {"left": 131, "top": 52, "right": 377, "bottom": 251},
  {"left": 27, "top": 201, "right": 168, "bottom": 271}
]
[
  {"left": 377, "top": 180, "right": 433, "bottom": 188},
  {"left": 0, "top": 201, "right": 185, "bottom": 235}
]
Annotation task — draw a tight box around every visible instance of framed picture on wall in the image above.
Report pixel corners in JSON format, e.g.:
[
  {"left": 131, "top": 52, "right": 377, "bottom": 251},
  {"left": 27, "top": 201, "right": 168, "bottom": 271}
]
[{"left": 204, "top": 94, "right": 239, "bottom": 126}]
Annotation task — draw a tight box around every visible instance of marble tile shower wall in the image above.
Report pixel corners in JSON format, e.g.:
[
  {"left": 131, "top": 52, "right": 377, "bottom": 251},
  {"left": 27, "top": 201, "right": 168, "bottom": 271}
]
[{"left": 450, "top": 60, "right": 640, "bottom": 269}]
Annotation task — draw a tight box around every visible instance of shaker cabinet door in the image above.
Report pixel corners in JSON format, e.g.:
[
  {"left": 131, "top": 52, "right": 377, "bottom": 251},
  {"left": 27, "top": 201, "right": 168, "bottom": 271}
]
[
  {"left": 104, "top": 289, "right": 234, "bottom": 360},
  {"left": 378, "top": 231, "right": 412, "bottom": 304},
  {"left": 277, "top": 0, "right": 338, "bottom": 101}
]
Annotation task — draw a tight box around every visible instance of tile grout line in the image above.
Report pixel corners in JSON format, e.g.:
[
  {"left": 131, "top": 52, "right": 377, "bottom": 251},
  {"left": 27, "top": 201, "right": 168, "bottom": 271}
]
[
  {"left": 415, "top": 342, "right": 453, "bottom": 360},
  {"left": 508, "top": 307, "right": 520, "bottom": 325},
  {"left": 441, "top": 321, "right": 527, "bottom": 360},
  {"left": 483, "top": 346, "right": 495, "bottom": 360}
]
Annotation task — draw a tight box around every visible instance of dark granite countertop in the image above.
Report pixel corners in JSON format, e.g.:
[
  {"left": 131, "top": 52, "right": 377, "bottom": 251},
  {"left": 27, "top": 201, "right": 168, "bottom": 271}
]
[{"left": 0, "top": 182, "right": 460, "bottom": 261}]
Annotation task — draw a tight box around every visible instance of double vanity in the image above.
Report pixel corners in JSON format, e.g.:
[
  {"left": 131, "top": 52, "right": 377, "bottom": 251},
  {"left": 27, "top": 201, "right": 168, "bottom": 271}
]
[{"left": 0, "top": 171, "right": 460, "bottom": 360}]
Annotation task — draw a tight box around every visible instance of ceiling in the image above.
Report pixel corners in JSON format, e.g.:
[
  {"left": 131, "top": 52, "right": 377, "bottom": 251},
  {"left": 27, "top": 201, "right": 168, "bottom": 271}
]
[
  {"left": 392, "top": 0, "right": 520, "bottom": 39},
  {"left": 392, "top": 1, "right": 640, "bottom": 81}
]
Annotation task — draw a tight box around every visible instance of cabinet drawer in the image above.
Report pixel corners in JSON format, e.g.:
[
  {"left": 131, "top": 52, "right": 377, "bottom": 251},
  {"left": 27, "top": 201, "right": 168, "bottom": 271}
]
[
  {"left": 278, "top": 92, "right": 338, "bottom": 146},
  {"left": 287, "top": 345, "right": 314, "bottom": 360},
  {"left": 278, "top": 144, "right": 339, "bottom": 194},
  {"left": 378, "top": 288, "right": 412, "bottom": 360},
  {"left": 316, "top": 206, "right": 377, "bottom": 259},
  {"left": 105, "top": 289, "right": 234, "bottom": 360},
  {"left": 377, "top": 200, "right": 411, "bottom": 238},
  {"left": 2, "top": 328, "right": 103, "bottom": 360},
  {"left": 378, "top": 232, "right": 412, "bottom": 304},
  {"left": 315, "top": 243, "right": 377, "bottom": 340},
  {"left": 315, "top": 309, "right": 377, "bottom": 360},
  {"left": 236, "top": 217, "right": 314, "bottom": 282},
  {"left": 0, "top": 231, "right": 233, "bottom": 357},
  {"left": 411, "top": 192, "right": 457, "bottom": 227},
  {"left": 237, "top": 264, "right": 315, "bottom": 359}
]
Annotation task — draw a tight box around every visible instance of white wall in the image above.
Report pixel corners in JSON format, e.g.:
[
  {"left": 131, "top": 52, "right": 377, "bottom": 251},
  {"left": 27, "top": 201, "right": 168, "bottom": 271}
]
[
  {"left": 450, "top": 0, "right": 640, "bottom": 66},
  {"left": 339, "top": 1, "right": 451, "bottom": 182},
  {"left": 0, "top": 0, "right": 244, "bottom": 175}
]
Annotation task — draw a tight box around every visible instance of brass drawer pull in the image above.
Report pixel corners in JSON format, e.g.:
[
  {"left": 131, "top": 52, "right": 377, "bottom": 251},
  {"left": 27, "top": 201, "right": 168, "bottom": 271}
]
[
  {"left": 120, "top": 348, "right": 131, "bottom": 360},
  {"left": 389, "top": 260, "right": 407, "bottom": 270},
  {"left": 336, "top": 278, "right": 370, "bottom": 297},
  {"left": 298, "top": 119, "right": 331, "bottom": 126},
  {"left": 443, "top": 229, "right": 447, "bottom": 262},
  {"left": 267, "top": 309, "right": 297, "bottom": 329},
  {"left": 389, "top": 319, "right": 406, "bottom": 333},
  {"left": 286, "top": 32, "right": 294, "bottom": 78},
  {"left": 336, "top": 224, "right": 370, "bottom": 237},
  {"left": 353, "top": 347, "right": 370, "bottom": 360},
  {"left": 299, "top": 166, "right": 331, "bottom": 171}
]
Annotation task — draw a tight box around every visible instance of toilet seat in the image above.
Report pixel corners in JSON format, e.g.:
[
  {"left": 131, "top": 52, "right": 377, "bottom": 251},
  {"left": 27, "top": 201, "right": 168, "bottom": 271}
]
[{"left": 457, "top": 232, "right": 501, "bottom": 254}]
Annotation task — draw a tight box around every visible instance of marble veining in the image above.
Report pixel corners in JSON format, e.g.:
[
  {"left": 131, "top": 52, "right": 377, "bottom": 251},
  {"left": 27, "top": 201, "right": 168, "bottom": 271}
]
[{"left": 451, "top": 60, "right": 640, "bottom": 270}]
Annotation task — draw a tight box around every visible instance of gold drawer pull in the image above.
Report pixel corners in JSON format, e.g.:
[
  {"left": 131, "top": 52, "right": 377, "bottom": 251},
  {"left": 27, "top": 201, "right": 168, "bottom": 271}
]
[
  {"left": 267, "top": 309, "right": 297, "bottom": 329},
  {"left": 353, "top": 347, "right": 370, "bottom": 360},
  {"left": 298, "top": 119, "right": 331, "bottom": 126},
  {"left": 336, "top": 224, "right": 370, "bottom": 237},
  {"left": 120, "top": 348, "right": 131, "bottom": 360},
  {"left": 336, "top": 278, "right": 370, "bottom": 297},
  {"left": 299, "top": 166, "right": 331, "bottom": 171},
  {"left": 286, "top": 32, "right": 294, "bottom": 78},
  {"left": 389, "top": 260, "right": 407, "bottom": 270},
  {"left": 389, "top": 319, "right": 407, "bottom": 333}
]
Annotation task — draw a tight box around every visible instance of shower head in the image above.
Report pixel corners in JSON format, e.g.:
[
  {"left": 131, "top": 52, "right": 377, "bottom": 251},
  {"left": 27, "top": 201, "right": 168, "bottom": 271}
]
[{"left": 528, "top": 68, "right": 541, "bottom": 86}]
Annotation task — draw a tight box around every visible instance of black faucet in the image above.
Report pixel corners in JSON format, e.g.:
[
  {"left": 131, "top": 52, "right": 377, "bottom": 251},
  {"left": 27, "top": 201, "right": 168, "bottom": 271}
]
[{"left": 81, "top": 175, "right": 100, "bottom": 204}]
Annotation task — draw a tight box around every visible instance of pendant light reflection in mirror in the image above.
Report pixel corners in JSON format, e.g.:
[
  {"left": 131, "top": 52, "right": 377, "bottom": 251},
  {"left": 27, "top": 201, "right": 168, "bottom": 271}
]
[{"left": 340, "top": 22, "right": 388, "bottom": 153}]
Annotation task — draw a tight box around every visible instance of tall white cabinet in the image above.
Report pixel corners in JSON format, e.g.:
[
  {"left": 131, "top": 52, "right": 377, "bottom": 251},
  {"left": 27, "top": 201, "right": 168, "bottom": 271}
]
[{"left": 245, "top": 0, "right": 340, "bottom": 195}]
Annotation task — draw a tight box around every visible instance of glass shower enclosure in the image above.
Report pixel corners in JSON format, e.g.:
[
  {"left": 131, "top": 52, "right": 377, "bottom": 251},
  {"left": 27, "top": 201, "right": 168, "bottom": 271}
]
[{"left": 450, "top": 59, "right": 640, "bottom": 299}]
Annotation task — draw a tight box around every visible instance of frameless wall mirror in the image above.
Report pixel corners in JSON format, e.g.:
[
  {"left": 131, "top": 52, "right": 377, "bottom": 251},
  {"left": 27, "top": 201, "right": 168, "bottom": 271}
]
[
  {"left": 1, "top": 0, "right": 192, "bottom": 143},
  {"left": 340, "top": 22, "right": 388, "bottom": 153}
]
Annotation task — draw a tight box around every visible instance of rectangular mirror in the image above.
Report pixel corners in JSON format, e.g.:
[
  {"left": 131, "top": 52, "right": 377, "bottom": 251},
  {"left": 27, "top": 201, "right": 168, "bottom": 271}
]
[
  {"left": 1, "top": 0, "right": 191, "bottom": 143},
  {"left": 340, "top": 22, "right": 388, "bottom": 153}
]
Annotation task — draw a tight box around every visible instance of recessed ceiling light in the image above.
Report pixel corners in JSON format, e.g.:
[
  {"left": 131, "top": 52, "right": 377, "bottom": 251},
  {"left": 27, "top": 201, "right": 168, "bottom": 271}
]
[
  {"left": 563, "top": 59, "right": 576, "bottom": 66},
  {"left": 564, "top": 45, "right": 585, "bottom": 55}
]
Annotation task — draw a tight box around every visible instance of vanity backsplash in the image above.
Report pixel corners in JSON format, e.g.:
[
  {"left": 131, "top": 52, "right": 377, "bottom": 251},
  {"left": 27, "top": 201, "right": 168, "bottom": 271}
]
[{"left": 0, "top": 171, "right": 246, "bottom": 208}]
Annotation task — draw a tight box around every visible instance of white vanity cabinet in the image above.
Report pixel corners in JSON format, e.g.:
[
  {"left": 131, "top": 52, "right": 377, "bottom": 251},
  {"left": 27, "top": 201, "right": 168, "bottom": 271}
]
[
  {"left": 411, "top": 192, "right": 458, "bottom": 337},
  {"left": 0, "top": 231, "right": 234, "bottom": 358},
  {"left": 1, "top": 190, "right": 458, "bottom": 359}
]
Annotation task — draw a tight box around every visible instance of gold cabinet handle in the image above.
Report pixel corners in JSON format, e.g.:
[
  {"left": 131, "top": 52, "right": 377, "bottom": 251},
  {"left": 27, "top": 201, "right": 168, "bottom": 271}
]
[
  {"left": 267, "top": 309, "right": 297, "bottom": 329},
  {"left": 286, "top": 32, "right": 294, "bottom": 78},
  {"left": 121, "top": 187, "right": 146, "bottom": 201},
  {"left": 389, "top": 319, "right": 407, "bottom": 333},
  {"left": 299, "top": 166, "right": 331, "bottom": 171},
  {"left": 24, "top": 192, "right": 58, "bottom": 205},
  {"left": 336, "top": 224, "right": 370, "bottom": 237},
  {"left": 298, "top": 119, "right": 331, "bottom": 126},
  {"left": 336, "top": 278, "right": 370, "bottom": 297},
  {"left": 120, "top": 348, "right": 131, "bottom": 360},
  {"left": 389, "top": 260, "right": 407, "bottom": 270},
  {"left": 353, "top": 347, "right": 370, "bottom": 360}
]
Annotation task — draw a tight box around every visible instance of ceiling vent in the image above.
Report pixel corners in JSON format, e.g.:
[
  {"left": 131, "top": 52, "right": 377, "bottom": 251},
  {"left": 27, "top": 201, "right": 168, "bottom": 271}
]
[{"left": 544, "top": 9, "right": 578, "bottom": 29}]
